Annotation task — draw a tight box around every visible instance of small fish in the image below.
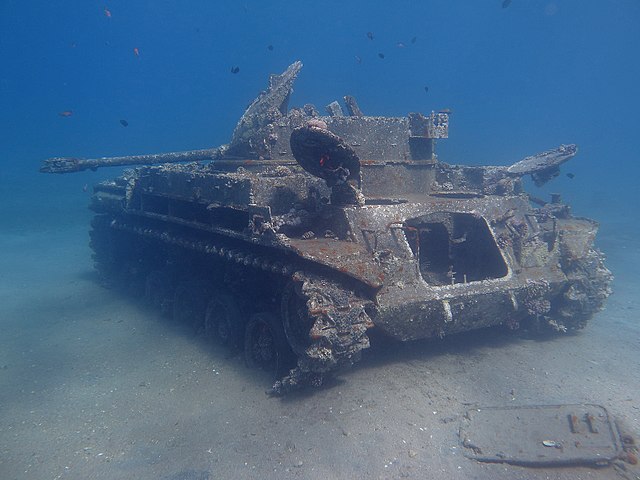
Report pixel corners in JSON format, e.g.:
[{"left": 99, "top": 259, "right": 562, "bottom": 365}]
[
  {"left": 566, "top": 172, "right": 575, "bottom": 179},
  {"left": 378, "top": 52, "right": 385, "bottom": 59},
  {"left": 502, "top": 0, "right": 512, "bottom": 8},
  {"left": 133, "top": 47, "right": 140, "bottom": 57},
  {"left": 355, "top": 55, "right": 362, "bottom": 64},
  {"left": 58, "top": 110, "right": 73, "bottom": 117},
  {"left": 120, "top": 119, "right": 129, "bottom": 127},
  {"left": 83, "top": 184, "right": 88, "bottom": 192},
  {"left": 411, "top": 36, "right": 417, "bottom": 44},
  {"left": 366, "top": 31, "right": 374, "bottom": 40},
  {"left": 424, "top": 86, "right": 429, "bottom": 93},
  {"left": 396, "top": 42, "right": 406, "bottom": 48},
  {"left": 104, "top": 7, "right": 112, "bottom": 18},
  {"left": 231, "top": 66, "right": 240, "bottom": 74},
  {"left": 267, "top": 44, "right": 274, "bottom": 51}
]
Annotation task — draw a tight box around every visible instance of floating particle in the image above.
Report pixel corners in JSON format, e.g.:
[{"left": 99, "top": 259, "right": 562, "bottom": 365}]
[
  {"left": 366, "top": 32, "right": 374, "bottom": 40},
  {"left": 355, "top": 55, "right": 362, "bottom": 64},
  {"left": 133, "top": 47, "right": 140, "bottom": 57},
  {"left": 231, "top": 66, "right": 240, "bottom": 74},
  {"left": 58, "top": 110, "right": 73, "bottom": 117},
  {"left": 120, "top": 119, "right": 129, "bottom": 127},
  {"left": 378, "top": 52, "right": 385, "bottom": 59},
  {"left": 104, "top": 7, "right": 112, "bottom": 18},
  {"left": 396, "top": 42, "right": 406, "bottom": 48}
]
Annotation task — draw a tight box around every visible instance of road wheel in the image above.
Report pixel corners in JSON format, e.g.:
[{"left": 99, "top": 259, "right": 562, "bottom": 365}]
[
  {"left": 281, "top": 279, "right": 314, "bottom": 356},
  {"left": 204, "top": 290, "right": 245, "bottom": 348},
  {"left": 244, "top": 312, "right": 292, "bottom": 372},
  {"left": 173, "top": 281, "right": 211, "bottom": 331},
  {"left": 144, "top": 270, "right": 174, "bottom": 316}
]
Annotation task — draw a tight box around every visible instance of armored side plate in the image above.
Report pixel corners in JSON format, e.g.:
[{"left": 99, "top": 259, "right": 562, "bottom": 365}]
[{"left": 460, "top": 404, "right": 621, "bottom": 467}]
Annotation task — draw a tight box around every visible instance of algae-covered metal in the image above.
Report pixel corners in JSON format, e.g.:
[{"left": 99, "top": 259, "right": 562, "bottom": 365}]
[{"left": 41, "top": 62, "right": 612, "bottom": 393}]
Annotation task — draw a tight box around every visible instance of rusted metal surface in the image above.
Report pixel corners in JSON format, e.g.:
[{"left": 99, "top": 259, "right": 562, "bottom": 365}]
[
  {"left": 40, "top": 148, "right": 224, "bottom": 174},
  {"left": 460, "top": 404, "right": 622, "bottom": 467},
  {"left": 44, "top": 61, "right": 612, "bottom": 393}
]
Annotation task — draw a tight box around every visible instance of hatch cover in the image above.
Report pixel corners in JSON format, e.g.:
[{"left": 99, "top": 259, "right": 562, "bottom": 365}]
[{"left": 459, "top": 404, "right": 621, "bottom": 467}]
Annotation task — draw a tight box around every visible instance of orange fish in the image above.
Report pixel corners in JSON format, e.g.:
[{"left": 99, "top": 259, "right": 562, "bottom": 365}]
[
  {"left": 133, "top": 47, "right": 140, "bottom": 57},
  {"left": 104, "top": 7, "right": 111, "bottom": 18},
  {"left": 58, "top": 110, "right": 73, "bottom": 117}
]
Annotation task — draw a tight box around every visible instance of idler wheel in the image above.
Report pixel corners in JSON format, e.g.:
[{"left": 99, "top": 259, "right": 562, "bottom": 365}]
[
  {"left": 290, "top": 122, "right": 361, "bottom": 188},
  {"left": 244, "top": 312, "right": 292, "bottom": 372},
  {"left": 204, "top": 290, "right": 245, "bottom": 348},
  {"left": 172, "top": 281, "right": 211, "bottom": 331}
]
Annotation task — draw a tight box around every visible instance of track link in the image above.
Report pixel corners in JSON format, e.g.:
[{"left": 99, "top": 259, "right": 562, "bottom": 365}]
[{"left": 271, "top": 271, "right": 373, "bottom": 395}]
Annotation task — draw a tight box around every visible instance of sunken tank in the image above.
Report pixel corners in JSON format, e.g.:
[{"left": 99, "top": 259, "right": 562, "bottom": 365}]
[{"left": 41, "top": 62, "right": 612, "bottom": 393}]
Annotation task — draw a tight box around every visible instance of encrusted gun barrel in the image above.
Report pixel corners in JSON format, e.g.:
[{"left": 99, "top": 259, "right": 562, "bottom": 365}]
[{"left": 40, "top": 148, "right": 225, "bottom": 174}]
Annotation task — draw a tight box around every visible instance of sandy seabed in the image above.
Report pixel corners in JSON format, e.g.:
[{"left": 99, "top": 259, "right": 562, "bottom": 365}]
[{"left": 1, "top": 220, "right": 638, "bottom": 480}]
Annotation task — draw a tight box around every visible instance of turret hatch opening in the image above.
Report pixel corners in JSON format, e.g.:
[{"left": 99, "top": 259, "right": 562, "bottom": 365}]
[{"left": 405, "top": 212, "right": 508, "bottom": 286}]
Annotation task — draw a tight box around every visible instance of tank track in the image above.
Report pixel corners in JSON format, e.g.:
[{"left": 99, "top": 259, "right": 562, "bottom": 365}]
[
  {"left": 97, "top": 216, "right": 374, "bottom": 393},
  {"left": 271, "top": 271, "right": 374, "bottom": 395},
  {"left": 554, "top": 247, "right": 612, "bottom": 330}
]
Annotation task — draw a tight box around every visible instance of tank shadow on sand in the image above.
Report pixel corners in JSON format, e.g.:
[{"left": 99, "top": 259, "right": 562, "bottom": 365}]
[{"left": 358, "top": 324, "right": 579, "bottom": 372}]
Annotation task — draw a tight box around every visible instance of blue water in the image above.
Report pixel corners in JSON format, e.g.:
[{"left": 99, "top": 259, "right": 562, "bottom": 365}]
[
  {"left": 1, "top": 0, "right": 638, "bottom": 230},
  {"left": 1, "top": 2, "right": 640, "bottom": 479}
]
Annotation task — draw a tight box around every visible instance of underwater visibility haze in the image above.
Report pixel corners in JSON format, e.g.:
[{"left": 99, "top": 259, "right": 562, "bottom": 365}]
[{"left": 1, "top": 1, "right": 639, "bottom": 479}]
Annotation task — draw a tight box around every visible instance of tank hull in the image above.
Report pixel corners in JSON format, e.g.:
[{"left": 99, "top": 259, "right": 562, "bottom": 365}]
[{"left": 88, "top": 157, "right": 611, "bottom": 392}]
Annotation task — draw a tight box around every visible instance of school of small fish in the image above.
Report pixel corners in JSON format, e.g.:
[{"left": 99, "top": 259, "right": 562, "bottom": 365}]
[{"left": 59, "top": 5, "right": 513, "bottom": 128}]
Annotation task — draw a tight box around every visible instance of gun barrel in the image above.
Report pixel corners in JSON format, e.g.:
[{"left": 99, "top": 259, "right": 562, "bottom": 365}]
[
  {"left": 506, "top": 144, "right": 577, "bottom": 176},
  {"left": 40, "top": 147, "right": 225, "bottom": 174}
]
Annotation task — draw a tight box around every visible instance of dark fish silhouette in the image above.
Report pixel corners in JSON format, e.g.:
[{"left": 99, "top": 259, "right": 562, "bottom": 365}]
[
  {"left": 424, "top": 86, "right": 429, "bottom": 93},
  {"left": 367, "top": 32, "right": 374, "bottom": 40},
  {"left": 267, "top": 44, "right": 274, "bottom": 51},
  {"left": 120, "top": 119, "right": 129, "bottom": 127},
  {"left": 231, "top": 66, "right": 240, "bottom": 74},
  {"left": 566, "top": 172, "right": 575, "bottom": 179},
  {"left": 502, "top": 0, "right": 512, "bottom": 8},
  {"left": 411, "top": 36, "right": 417, "bottom": 44},
  {"left": 378, "top": 52, "right": 385, "bottom": 59}
]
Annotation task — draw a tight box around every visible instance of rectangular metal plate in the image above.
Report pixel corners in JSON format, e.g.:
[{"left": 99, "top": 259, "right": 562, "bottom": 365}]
[{"left": 460, "top": 404, "right": 621, "bottom": 467}]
